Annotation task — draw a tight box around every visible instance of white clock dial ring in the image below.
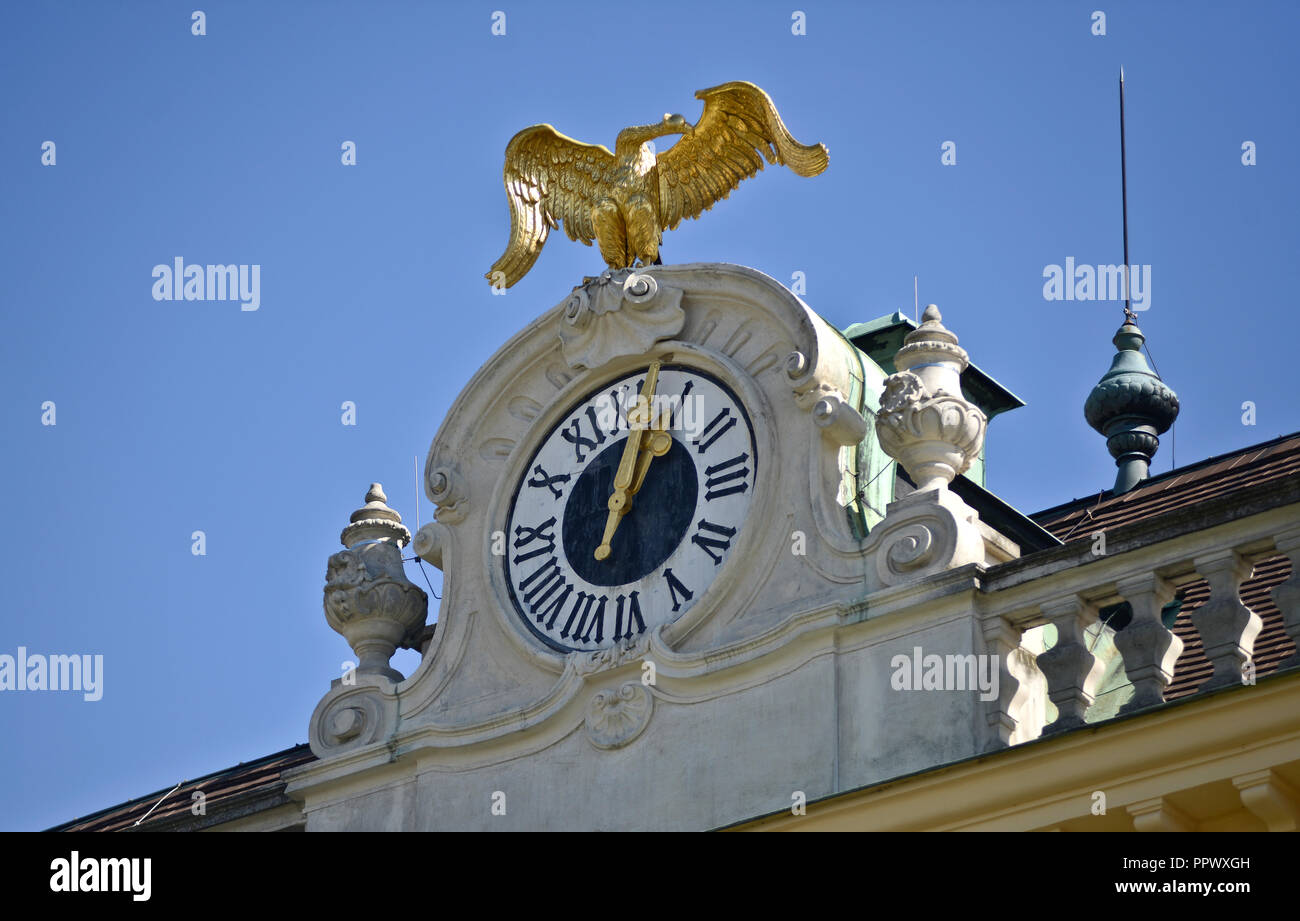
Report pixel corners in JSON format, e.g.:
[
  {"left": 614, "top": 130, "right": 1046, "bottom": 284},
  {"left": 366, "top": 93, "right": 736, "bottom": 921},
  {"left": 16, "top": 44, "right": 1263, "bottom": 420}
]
[{"left": 502, "top": 365, "right": 757, "bottom": 653}]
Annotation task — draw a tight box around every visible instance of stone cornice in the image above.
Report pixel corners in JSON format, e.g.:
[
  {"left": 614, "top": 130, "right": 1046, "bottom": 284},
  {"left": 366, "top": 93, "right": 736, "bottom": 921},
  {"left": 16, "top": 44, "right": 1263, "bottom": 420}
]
[{"left": 726, "top": 667, "right": 1300, "bottom": 831}]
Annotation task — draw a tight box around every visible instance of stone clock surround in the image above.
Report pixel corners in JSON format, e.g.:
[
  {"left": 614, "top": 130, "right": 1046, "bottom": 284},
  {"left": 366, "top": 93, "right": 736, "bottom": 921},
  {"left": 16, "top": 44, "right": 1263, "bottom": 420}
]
[{"left": 296, "top": 264, "right": 1030, "bottom": 831}]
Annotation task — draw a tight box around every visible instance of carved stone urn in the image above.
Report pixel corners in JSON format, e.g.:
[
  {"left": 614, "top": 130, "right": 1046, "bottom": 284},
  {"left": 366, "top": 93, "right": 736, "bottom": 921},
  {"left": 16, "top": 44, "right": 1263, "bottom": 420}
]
[
  {"left": 874, "top": 305, "right": 987, "bottom": 491},
  {"left": 864, "top": 306, "right": 989, "bottom": 590},
  {"left": 323, "top": 484, "right": 428, "bottom": 682}
]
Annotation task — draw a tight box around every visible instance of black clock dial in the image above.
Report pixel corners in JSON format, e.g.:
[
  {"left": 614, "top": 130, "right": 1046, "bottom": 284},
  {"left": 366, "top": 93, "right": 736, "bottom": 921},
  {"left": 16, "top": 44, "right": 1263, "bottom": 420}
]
[{"left": 561, "top": 435, "right": 698, "bottom": 586}]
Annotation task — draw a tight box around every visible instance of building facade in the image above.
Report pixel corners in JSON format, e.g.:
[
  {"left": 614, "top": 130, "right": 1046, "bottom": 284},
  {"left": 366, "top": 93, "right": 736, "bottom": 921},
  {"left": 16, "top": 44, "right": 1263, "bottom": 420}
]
[{"left": 55, "top": 264, "right": 1300, "bottom": 832}]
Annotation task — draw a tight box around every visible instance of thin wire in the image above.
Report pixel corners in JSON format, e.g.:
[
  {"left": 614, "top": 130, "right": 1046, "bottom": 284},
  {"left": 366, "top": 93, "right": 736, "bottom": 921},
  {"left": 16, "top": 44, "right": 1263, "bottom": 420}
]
[
  {"left": 855, "top": 454, "right": 899, "bottom": 505},
  {"left": 1137, "top": 338, "right": 1176, "bottom": 470},
  {"left": 133, "top": 780, "right": 184, "bottom": 827},
  {"left": 401, "top": 554, "right": 442, "bottom": 599},
  {"left": 417, "top": 558, "right": 441, "bottom": 600},
  {"left": 1088, "top": 605, "right": 1123, "bottom": 654},
  {"left": 1059, "top": 489, "right": 1106, "bottom": 543},
  {"left": 405, "top": 453, "right": 444, "bottom": 599}
]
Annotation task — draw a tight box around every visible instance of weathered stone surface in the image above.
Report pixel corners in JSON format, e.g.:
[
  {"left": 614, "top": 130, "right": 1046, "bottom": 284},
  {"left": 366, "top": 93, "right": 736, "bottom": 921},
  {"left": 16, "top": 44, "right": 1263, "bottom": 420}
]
[
  {"left": 1272, "top": 528, "right": 1300, "bottom": 670},
  {"left": 1038, "top": 595, "right": 1104, "bottom": 732},
  {"left": 322, "top": 484, "right": 427, "bottom": 683},
  {"left": 1114, "top": 573, "right": 1182, "bottom": 713},
  {"left": 295, "top": 265, "right": 1026, "bottom": 829},
  {"left": 1191, "top": 550, "right": 1260, "bottom": 691}
]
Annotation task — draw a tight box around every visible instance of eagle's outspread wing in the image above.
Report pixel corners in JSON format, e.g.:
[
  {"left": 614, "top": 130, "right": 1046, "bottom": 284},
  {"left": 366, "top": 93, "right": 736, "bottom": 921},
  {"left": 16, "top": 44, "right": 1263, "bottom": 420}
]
[
  {"left": 486, "top": 125, "right": 618, "bottom": 288},
  {"left": 657, "top": 81, "right": 829, "bottom": 232}
]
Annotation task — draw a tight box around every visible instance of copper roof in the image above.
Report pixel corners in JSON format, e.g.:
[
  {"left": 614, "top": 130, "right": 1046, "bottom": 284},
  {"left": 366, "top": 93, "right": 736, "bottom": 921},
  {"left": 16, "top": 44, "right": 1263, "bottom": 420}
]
[{"left": 1032, "top": 432, "right": 1300, "bottom": 699}]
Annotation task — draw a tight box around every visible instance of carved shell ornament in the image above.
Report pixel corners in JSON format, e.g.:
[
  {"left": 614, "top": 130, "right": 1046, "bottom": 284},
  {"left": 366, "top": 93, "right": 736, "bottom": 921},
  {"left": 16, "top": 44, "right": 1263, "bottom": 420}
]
[
  {"left": 584, "top": 682, "right": 653, "bottom": 749},
  {"left": 486, "top": 81, "right": 829, "bottom": 288},
  {"left": 557, "top": 271, "right": 686, "bottom": 371}
]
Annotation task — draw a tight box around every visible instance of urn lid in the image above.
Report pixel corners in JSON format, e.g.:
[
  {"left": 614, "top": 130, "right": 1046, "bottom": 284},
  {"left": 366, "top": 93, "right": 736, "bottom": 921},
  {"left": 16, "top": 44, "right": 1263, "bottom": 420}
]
[
  {"left": 340, "top": 483, "right": 411, "bottom": 548},
  {"left": 894, "top": 305, "right": 970, "bottom": 374}
]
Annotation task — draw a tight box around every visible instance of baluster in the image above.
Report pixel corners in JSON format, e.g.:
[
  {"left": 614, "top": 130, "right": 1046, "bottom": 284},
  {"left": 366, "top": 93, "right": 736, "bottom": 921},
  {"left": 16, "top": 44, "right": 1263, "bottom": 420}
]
[
  {"left": 1272, "top": 528, "right": 1300, "bottom": 670},
  {"left": 1191, "top": 550, "right": 1260, "bottom": 690},
  {"left": 1114, "top": 573, "right": 1182, "bottom": 713},
  {"left": 1038, "top": 595, "right": 1105, "bottom": 732}
]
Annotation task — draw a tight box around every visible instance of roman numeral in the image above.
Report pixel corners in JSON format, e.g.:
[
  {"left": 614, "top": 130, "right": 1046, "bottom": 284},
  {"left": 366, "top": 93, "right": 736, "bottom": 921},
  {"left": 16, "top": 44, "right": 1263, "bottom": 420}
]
[
  {"left": 691, "top": 519, "right": 737, "bottom": 565},
  {"left": 703, "top": 453, "right": 749, "bottom": 501},
  {"left": 512, "top": 516, "right": 557, "bottom": 565},
  {"left": 560, "top": 405, "right": 607, "bottom": 462},
  {"left": 609, "top": 387, "right": 629, "bottom": 431},
  {"left": 518, "top": 553, "right": 574, "bottom": 629},
  {"left": 664, "top": 568, "right": 693, "bottom": 611},
  {"left": 693, "top": 407, "right": 737, "bottom": 454},
  {"left": 613, "top": 591, "right": 646, "bottom": 642},
  {"left": 668, "top": 379, "right": 694, "bottom": 430},
  {"left": 562, "top": 592, "right": 607, "bottom": 644},
  {"left": 519, "top": 557, "right": 564, "bottom": 613},
  {"left": 526, "top": 464, "right": 571, "bottom": 499},
  {"left": 539, "top": 582, "right": 575, "bottom": 630}
]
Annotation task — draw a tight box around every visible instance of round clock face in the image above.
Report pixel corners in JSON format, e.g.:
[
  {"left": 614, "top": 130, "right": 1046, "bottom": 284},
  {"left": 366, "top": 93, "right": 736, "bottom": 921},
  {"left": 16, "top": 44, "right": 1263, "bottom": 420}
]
[{"left": 503, "top": 364, "right": 757, "bottom": 653}]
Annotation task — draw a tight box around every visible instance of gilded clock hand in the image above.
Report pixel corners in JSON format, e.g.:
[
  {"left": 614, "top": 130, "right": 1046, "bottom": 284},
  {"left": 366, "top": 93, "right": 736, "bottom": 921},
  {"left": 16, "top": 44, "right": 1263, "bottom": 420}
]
[
  {"left": 629, "top": 410, "right": 672, "bottom": 496},
  {"left": 595, "top": 361, "right": 662, "bottom": 561}
]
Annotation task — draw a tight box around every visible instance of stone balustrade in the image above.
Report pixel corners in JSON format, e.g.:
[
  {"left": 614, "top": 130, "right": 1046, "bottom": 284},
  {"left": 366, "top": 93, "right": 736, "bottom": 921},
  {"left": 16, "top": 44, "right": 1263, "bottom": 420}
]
[
  {"left": 976, "top": 509, "right": 1299, "bottom": 747},
  {"left": 861, "top": 302, "right": 1297, "bottom": 752}
]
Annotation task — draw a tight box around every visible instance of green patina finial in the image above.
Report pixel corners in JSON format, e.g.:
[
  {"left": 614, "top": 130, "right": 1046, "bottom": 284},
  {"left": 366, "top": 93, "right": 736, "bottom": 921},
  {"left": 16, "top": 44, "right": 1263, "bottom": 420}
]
[{"left": 1084, "top": 321, "right": 1180, "bottom": 494}]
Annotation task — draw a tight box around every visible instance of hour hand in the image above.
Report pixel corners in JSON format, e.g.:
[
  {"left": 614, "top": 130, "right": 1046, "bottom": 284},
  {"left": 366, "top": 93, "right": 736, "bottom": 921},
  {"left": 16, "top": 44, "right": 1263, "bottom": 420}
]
[{"left": 594, "top": 490, "right": 628, "bottom": 561}]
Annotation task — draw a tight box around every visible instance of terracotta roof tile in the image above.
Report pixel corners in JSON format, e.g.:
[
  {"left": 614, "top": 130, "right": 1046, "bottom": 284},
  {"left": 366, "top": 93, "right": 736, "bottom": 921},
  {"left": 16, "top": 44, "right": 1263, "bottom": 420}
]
[
  {"left": 1034, "top": 434, "right": 1300, "bottom": 540},
  {"left": 51, "top": 744, "right": 315, "bottom": 832}
]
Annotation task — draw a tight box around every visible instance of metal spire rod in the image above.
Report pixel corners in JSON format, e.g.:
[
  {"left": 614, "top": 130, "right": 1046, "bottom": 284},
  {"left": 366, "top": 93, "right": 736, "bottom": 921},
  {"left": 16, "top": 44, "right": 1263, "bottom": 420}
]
[{"left": 1119, "top": 67, "right": 1134, "bottom": 322}]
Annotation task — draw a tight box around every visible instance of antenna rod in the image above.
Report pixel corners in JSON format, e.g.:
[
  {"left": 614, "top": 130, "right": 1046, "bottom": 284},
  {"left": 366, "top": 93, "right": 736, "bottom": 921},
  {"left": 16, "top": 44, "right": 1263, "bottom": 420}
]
[{"left": 1119, "top": 67, "right": 1133, "bottom": 320}]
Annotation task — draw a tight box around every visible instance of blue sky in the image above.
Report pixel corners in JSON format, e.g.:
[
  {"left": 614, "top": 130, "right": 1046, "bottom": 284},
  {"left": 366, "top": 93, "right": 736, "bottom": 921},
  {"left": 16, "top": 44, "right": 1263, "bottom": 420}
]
[{"left": 2, "top": 0, "right": 1297, "bottom": 830}]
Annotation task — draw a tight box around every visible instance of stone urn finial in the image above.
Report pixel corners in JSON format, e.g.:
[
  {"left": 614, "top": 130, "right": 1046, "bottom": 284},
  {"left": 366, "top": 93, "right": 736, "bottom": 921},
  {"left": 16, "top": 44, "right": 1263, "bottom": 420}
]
[
  {"left": 874, "top": 305, "right": 987, "bottom": 491},
  {"left": 323, "top": 483, "right": 428, "bottom": 682}
]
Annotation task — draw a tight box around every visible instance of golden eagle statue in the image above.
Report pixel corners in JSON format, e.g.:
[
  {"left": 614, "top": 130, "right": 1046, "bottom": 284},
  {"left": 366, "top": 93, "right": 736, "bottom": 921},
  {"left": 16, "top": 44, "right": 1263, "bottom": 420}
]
[{"left": 486, "top": 81, "right": 829, "bottom": 288}]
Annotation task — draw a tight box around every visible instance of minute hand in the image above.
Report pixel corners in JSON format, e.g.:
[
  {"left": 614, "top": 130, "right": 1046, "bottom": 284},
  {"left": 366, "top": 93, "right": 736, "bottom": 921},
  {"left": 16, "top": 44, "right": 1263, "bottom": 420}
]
[{"left": 594, "top": 361, "right": 661, "bottom": 562}]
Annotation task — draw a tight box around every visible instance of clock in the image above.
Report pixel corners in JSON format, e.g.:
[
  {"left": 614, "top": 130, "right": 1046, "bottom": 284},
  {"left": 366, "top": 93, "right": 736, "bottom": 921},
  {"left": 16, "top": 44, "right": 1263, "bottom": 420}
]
[{"left": 503, "top": 362, "right": 757, "bottom": 653}]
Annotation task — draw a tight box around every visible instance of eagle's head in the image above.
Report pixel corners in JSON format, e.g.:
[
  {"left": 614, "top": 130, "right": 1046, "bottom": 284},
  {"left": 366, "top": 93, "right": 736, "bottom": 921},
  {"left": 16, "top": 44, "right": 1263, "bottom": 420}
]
[{"left": 662, "top": 113, "right": 694, "bottom": 135}]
